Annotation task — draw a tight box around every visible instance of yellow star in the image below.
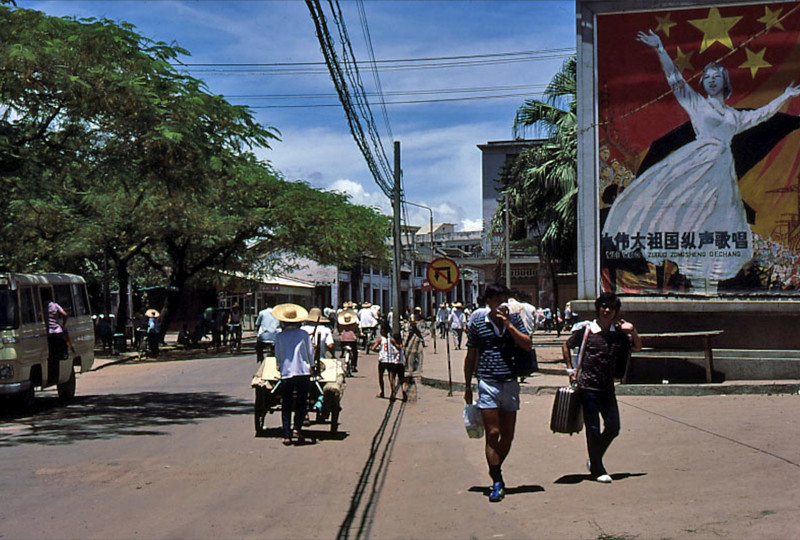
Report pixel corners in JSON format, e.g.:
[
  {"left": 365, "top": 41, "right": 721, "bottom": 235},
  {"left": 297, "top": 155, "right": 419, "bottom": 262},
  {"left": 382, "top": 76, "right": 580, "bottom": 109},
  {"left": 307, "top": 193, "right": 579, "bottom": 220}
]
[
  {"left": 739, "top": 47, "right": 772, "bottom": 78},
  {"left": 689, "top": 7, "right": 742, "bottom": 53},
  {"left": 655, "top": 14, "right": 678, "bottom": 38},
  {"left": 757, "top": 6, "right": 784, "bottom": 32},
  {"left": 674, "top": 46, "right": 695, "bottom": 73}
]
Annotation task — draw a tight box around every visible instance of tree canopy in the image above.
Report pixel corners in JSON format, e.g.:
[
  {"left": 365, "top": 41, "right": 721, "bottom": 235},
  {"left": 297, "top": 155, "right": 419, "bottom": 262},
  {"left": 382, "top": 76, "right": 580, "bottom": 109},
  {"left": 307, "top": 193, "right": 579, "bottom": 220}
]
[{"left": 0, "top": 5, "right": 390, "bottom": 330}]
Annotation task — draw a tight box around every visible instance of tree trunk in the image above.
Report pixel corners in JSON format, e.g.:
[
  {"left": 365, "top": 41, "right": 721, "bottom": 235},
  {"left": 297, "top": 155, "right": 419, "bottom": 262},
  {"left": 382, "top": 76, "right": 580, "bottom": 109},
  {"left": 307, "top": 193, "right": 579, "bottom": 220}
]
[{"left": 115, "top": 263, "right": 131, "bottom": 334}]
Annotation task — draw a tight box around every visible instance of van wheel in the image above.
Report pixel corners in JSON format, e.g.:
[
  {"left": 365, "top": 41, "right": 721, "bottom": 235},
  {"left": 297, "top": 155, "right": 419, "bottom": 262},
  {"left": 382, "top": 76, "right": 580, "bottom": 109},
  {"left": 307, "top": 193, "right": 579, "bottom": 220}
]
[{"left": 57, "top": 368, "right": 76, "bottom": 403}]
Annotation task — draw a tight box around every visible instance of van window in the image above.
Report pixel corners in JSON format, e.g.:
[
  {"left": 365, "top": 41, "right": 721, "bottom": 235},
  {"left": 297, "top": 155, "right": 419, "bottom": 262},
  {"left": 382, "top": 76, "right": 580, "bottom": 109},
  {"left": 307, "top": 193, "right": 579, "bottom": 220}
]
[
  {"left": 71, "top": 283, "right": 90, "bottom": 317},
  {"left": 53, "top": 284, "right": 75, "bottom": 317},
  {"left": 0, "top": 285, "right": 17, "bottom": 329},
  {"left": 19, "top": 287, "right": 38, "bottom": 325}
]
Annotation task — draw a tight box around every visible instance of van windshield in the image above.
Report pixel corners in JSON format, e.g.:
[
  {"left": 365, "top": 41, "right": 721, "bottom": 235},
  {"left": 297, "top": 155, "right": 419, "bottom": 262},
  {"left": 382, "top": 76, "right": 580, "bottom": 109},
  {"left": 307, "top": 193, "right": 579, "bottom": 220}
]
[{"left": 0, "top": 285, "right": 18, "bottom": 329}]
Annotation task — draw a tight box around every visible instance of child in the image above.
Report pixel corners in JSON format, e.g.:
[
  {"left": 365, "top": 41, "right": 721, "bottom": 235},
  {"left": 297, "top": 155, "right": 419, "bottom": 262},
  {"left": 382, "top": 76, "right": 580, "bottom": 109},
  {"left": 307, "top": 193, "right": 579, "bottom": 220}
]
[{"left": 372, "top": 323, "right": 406, "bottom": 400}]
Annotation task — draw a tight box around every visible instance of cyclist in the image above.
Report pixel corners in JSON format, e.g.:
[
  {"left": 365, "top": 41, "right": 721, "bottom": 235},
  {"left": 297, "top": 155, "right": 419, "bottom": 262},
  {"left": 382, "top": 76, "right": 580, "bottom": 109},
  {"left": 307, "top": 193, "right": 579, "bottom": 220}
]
[
  {"left": 337, "top": 308, "right": 360, "bottom": 374},
  {"left": 358, "top": 302, "right": 378, "bottom": 354},
  {"left": 255, "top": 306, "right": 281, "bottom": 363}
]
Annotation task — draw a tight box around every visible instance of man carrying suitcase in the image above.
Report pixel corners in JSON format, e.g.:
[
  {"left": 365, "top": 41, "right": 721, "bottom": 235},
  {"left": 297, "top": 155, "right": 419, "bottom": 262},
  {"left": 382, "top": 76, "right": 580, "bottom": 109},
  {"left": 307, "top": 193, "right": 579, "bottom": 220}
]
[
  {"left": 562, "top": 292, "right": 641, "bottom": 483},
  {"left": 464, "top": 283, "right": 532, "bottom": 503}
]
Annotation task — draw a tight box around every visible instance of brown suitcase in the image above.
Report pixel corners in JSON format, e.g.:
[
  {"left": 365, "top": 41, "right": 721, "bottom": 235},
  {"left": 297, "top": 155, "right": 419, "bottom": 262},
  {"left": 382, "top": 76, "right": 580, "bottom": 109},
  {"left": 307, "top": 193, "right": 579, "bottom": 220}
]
[{"left": 550, "top": 385, "right": 583, "bottom": 434}]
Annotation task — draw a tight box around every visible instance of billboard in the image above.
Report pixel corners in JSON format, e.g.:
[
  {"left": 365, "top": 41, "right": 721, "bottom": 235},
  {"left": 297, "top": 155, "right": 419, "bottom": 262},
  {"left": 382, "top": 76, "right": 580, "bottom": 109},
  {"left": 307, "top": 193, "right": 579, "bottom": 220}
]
[{"left": 597, "top": 2, "right": 800, "bottom": 296}]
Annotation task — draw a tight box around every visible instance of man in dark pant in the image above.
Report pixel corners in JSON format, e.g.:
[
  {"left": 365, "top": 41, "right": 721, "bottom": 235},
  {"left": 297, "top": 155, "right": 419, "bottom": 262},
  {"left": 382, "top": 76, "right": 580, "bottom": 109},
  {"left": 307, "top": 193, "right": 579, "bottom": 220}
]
[{"left": 562, "top": 292, "right": 641, "bottom": 483}]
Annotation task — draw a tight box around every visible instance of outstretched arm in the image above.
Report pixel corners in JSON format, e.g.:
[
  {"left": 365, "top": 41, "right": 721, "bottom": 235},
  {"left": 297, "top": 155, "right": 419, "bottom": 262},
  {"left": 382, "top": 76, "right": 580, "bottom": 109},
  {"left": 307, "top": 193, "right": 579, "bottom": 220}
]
[
  {"left": 737, "top": 82, "right": 800, "bottom": 133},
  {"left": 637, "top": 30, "right": 682, "bottom": 84}
]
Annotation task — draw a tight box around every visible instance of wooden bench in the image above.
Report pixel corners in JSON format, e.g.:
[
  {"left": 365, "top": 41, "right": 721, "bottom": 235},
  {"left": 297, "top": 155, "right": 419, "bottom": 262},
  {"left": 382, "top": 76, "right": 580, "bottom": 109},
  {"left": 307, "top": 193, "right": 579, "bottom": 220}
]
[{"left": 624, "top": 330, "right": 725, "bottom": 383}]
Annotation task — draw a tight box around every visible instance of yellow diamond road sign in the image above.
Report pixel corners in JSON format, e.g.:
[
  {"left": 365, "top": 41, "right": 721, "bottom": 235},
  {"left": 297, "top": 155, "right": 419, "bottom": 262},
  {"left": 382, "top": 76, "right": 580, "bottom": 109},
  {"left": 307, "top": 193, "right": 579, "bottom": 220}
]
[{"left": 426, "top": 257, "right": 460, "bottom": 292}]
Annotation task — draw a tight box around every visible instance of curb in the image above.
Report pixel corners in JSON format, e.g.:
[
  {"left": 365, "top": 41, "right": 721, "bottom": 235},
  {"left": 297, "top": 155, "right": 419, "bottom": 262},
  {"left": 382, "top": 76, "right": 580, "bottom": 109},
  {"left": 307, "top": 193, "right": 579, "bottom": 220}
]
[{"left": 420, "top": 376, "right": 800, "bottom": 397}]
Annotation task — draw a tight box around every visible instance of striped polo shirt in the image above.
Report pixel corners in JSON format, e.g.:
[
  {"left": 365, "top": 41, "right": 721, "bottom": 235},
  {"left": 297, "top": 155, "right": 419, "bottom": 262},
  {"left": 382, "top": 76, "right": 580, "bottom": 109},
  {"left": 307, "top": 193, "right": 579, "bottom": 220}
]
[{"left": 467, "top": 307, "right": 528, "bottom": 383}]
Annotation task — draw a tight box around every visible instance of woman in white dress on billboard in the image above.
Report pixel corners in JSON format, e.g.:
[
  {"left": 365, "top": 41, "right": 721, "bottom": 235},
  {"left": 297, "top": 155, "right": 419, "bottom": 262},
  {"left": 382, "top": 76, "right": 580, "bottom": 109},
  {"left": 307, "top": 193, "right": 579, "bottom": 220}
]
[{"left": 602, "top": 29, "right": 800, "bottom": 290}]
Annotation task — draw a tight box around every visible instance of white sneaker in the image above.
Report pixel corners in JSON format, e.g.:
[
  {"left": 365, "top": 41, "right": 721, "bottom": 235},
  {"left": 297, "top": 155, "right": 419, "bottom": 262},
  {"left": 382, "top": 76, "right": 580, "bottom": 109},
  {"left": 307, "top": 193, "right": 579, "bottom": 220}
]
[
  {"left": 586, "top": 460, "right": 591, "bottom": 473},
  {"left": 596, "top": 474, "right": 612, "bottom": 483}
]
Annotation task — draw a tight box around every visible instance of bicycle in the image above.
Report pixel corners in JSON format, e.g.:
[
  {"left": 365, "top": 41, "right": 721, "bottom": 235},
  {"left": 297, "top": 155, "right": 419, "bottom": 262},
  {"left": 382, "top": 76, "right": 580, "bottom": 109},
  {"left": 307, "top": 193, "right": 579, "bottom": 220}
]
[
  {"left": 137, "top": 327, "right": 150, "bottom": 360},
  {"left": 342, "top": 343, "right": 354, "bottom": 377},
  {"left": 361, "top": 326, "right": 376, "bottom": 353}
]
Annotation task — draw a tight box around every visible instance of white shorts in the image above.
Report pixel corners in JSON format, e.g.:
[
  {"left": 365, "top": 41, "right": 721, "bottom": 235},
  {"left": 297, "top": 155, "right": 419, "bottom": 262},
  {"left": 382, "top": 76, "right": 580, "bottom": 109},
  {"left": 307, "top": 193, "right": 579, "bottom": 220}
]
[{"left": 476, "top": 379, "right": 520, "bottom": 412}]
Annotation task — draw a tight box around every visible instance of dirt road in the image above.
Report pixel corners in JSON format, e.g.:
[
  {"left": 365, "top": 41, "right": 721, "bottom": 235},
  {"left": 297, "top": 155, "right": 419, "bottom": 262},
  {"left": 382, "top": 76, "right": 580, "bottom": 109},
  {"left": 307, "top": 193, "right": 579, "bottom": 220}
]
[{"left": 1, "top": 349, "right": 799, "bottom": 539}]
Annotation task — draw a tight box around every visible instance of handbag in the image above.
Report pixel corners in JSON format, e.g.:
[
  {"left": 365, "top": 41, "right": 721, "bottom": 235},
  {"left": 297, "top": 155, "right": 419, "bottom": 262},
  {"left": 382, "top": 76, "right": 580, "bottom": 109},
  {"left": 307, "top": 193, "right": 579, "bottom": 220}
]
[
  {"left": 501, "top": 331, "right": 538, "bottom": 377},
  {"left": 550, "top": 326, "right": 590, "bottom": 434}
]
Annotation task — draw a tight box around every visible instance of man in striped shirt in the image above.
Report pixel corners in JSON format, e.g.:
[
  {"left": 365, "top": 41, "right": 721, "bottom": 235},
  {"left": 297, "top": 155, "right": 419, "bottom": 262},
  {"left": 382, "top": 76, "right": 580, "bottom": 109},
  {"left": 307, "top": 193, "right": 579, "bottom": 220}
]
[{"left": 464, "top": 282, "right": 532, "bottom": 503}]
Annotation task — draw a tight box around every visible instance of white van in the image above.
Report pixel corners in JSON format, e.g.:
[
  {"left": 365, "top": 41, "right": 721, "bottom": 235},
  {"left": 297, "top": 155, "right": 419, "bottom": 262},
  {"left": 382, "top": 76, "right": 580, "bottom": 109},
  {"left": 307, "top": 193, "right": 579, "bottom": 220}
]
[{"left": 0, "top": 273, "right": 95, "bottom": 407}]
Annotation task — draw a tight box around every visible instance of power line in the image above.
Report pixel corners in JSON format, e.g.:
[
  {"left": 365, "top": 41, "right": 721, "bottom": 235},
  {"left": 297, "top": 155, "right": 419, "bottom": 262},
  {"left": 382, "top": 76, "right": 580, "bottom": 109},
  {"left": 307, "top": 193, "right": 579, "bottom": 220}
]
[
  {"left": 178, "top": 48, "right": 575, "bottom": 68},
  {"left": 181, "top": 51, "right": 574, "bottom": 76},
  {"left": 356, "top": 0, "right": 392, "bottom": 140},
  {"left": 225, "top": 83, "right": 548, "bottom": 100},
  {"left": 305, "top": 0, "right": 394, "bottom": 197},
  {"left": 244, "top": 92, "right": 545, "bottom": 108}
]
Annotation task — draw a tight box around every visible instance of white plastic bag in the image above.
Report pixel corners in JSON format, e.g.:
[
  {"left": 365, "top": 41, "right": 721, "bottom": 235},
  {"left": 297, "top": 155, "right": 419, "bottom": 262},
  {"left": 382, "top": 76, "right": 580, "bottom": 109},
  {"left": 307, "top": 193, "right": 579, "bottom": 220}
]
[{"left": 463, "top": 403, "right": 484, "bottom": 439}]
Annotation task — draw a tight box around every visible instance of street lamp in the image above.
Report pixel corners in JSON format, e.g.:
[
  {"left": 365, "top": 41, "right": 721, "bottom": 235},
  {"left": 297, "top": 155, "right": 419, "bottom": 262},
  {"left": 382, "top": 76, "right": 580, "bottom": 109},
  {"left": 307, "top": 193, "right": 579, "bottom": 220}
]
[
  {"left": 403, "top": 200, "right": 435, "bottom": 310},
  {"left": 402, "top": 200, "right": 434, "bottom": 260}
]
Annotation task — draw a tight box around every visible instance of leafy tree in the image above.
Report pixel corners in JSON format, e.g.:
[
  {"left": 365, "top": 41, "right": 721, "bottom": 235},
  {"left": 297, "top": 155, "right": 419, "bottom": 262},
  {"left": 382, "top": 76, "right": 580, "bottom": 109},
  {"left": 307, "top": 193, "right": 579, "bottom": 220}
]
[
  {"left": 0, "top": 6, "right": 390, "bottom": 333},
  {"left": 495, "top": 56, "right": 577, "bottom": 305}
]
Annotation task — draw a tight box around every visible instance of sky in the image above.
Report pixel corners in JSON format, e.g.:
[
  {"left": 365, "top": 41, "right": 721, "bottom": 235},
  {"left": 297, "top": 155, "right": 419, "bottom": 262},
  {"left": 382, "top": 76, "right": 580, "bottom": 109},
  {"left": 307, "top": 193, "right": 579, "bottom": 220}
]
[{"left": 22, "top": 0, "right": 576, "bottom": 231}]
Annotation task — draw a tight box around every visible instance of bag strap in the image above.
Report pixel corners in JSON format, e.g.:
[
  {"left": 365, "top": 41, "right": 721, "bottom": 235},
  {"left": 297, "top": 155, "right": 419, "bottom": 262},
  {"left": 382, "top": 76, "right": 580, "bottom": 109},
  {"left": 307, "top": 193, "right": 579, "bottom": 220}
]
[{"left": 574, "top": 325, "right": 591, "bottom": 376}]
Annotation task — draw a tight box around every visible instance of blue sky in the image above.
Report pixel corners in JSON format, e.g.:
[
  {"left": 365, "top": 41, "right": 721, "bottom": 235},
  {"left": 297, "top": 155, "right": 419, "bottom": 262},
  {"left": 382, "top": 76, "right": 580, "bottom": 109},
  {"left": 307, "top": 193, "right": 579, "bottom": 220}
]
[{"left": 24, "top": 0, "right": 575, "bottom": 230}]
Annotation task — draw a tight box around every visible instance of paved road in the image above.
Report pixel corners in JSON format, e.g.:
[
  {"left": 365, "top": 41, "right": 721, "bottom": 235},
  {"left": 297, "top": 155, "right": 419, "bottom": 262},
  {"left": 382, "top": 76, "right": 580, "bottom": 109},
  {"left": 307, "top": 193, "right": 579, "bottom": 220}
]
[{"left": 1, "top": 344, "right": 800, "bottom": 539}]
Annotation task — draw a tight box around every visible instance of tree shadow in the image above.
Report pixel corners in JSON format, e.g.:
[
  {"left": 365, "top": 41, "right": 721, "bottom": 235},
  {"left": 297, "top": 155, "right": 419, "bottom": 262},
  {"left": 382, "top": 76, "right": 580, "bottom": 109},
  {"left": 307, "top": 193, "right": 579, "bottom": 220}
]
[
  {"left": 468, "top": 484, "right": 545, "bottom": 496},
  {"left": 554, "top": 472, "right": 647, "bottom": 484},
  {"left": 0, "top": 392, "right": 251, "bottom": 447}
]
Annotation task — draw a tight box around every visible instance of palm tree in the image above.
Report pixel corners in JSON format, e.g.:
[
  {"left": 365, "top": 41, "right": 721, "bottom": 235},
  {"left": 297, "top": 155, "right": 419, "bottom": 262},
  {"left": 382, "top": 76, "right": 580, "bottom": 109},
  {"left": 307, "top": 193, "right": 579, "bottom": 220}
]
[{"left": 495, "top": 56, "right": 577, "bottom": 305}]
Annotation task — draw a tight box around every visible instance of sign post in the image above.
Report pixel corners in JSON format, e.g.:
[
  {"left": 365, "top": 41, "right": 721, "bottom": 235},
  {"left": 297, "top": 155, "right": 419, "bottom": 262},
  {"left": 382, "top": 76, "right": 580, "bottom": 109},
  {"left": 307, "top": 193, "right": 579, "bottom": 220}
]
[{"left": 426, "top": 258, "right": 460, "bottom": 396}]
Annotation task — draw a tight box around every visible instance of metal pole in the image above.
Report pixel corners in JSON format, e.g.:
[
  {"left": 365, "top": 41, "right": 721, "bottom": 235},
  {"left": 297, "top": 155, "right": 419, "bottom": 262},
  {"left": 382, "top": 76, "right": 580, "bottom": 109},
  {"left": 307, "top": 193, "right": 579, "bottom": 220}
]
[
  {"left": 505, "top": 199, "right": 511, "bottom": 288},
  {"left": 392, "top": 141, "right": 402, "bottom": 337}
]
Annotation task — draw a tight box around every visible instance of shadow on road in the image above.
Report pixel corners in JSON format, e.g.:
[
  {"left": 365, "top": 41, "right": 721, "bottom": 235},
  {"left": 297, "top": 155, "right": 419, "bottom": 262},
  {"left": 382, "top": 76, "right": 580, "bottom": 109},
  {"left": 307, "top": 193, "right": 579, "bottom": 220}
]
[
  {"left": 0, "top": 392, "right": 251, "bottom": 447},
  {"left": 468, "top": 484, "right": 545, "bottom": 497},
  {"left": 554, "top": 472, "right": 647, "bottom": 484},
  {"left": 255, "top": 426, "right": 349, "bottom": 442}
]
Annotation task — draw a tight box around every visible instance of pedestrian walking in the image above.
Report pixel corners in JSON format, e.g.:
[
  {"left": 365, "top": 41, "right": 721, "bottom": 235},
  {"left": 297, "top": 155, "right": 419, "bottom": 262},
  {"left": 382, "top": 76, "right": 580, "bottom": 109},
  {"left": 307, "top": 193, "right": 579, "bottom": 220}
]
[
  {"left": 463, "top": 282, "right": 533, "bottom": 503},
  {"left": 273, "top": 303, "right": 314, "bottom": 446},
  {"left": 561, "top": 292, "right": 642, "bottom": 483},
  {"left": 448, "top": 302, "right": 466, "bottom": 349}
]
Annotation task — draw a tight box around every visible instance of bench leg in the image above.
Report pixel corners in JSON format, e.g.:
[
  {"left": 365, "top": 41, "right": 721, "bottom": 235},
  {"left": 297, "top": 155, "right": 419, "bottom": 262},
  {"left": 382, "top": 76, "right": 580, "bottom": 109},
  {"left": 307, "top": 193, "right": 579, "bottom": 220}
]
[{"left": 703, "top": 337, "right": 714, "bottom": 383}]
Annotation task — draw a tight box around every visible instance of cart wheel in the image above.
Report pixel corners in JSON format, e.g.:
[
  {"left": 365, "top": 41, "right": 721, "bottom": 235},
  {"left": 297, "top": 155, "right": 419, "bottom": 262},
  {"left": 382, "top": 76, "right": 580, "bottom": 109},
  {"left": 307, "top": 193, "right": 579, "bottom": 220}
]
[
  {"left": 330, "top": 404, "right": 340, "bottom": 433},
  {"left": 254, "top": 387, "right": 267, "bottom": 436}
]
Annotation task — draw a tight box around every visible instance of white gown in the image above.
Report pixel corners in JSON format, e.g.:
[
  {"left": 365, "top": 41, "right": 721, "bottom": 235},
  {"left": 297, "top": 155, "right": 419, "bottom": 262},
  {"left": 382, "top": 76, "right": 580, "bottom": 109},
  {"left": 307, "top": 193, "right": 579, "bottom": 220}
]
[{"left": 602, "top": 69, "right": 791, "bottom": 291}]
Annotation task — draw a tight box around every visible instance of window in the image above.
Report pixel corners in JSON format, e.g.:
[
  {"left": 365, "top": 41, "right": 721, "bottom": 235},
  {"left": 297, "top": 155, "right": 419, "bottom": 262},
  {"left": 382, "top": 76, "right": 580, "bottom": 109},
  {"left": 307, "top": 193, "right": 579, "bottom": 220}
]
[
  {"left": 0, "top": 286, "right": 18, "bottom": 329},
  {"left": 53, "top": 285, "right": 75, "bottom": 317},
  {"left": 71, "top": 283, "right": 90, "bottom": 316},
  {"left": 19, "top": 287, "right": 38, "bottom": 325}
]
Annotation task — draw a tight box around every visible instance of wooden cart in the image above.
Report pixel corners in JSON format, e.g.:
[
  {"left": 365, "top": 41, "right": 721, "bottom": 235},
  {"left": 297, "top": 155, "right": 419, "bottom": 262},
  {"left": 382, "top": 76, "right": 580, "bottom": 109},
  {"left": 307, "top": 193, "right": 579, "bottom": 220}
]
[{"left": 251, "top": 356, "right": 346, "bottom": 436}]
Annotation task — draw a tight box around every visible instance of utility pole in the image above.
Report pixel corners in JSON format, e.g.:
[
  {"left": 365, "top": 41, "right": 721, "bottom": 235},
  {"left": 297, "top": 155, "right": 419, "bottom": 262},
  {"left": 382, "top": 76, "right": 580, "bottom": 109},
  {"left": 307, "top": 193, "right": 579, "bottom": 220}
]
[{"left": 392, "top": 141, "right": 402, "bottom": 337}]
